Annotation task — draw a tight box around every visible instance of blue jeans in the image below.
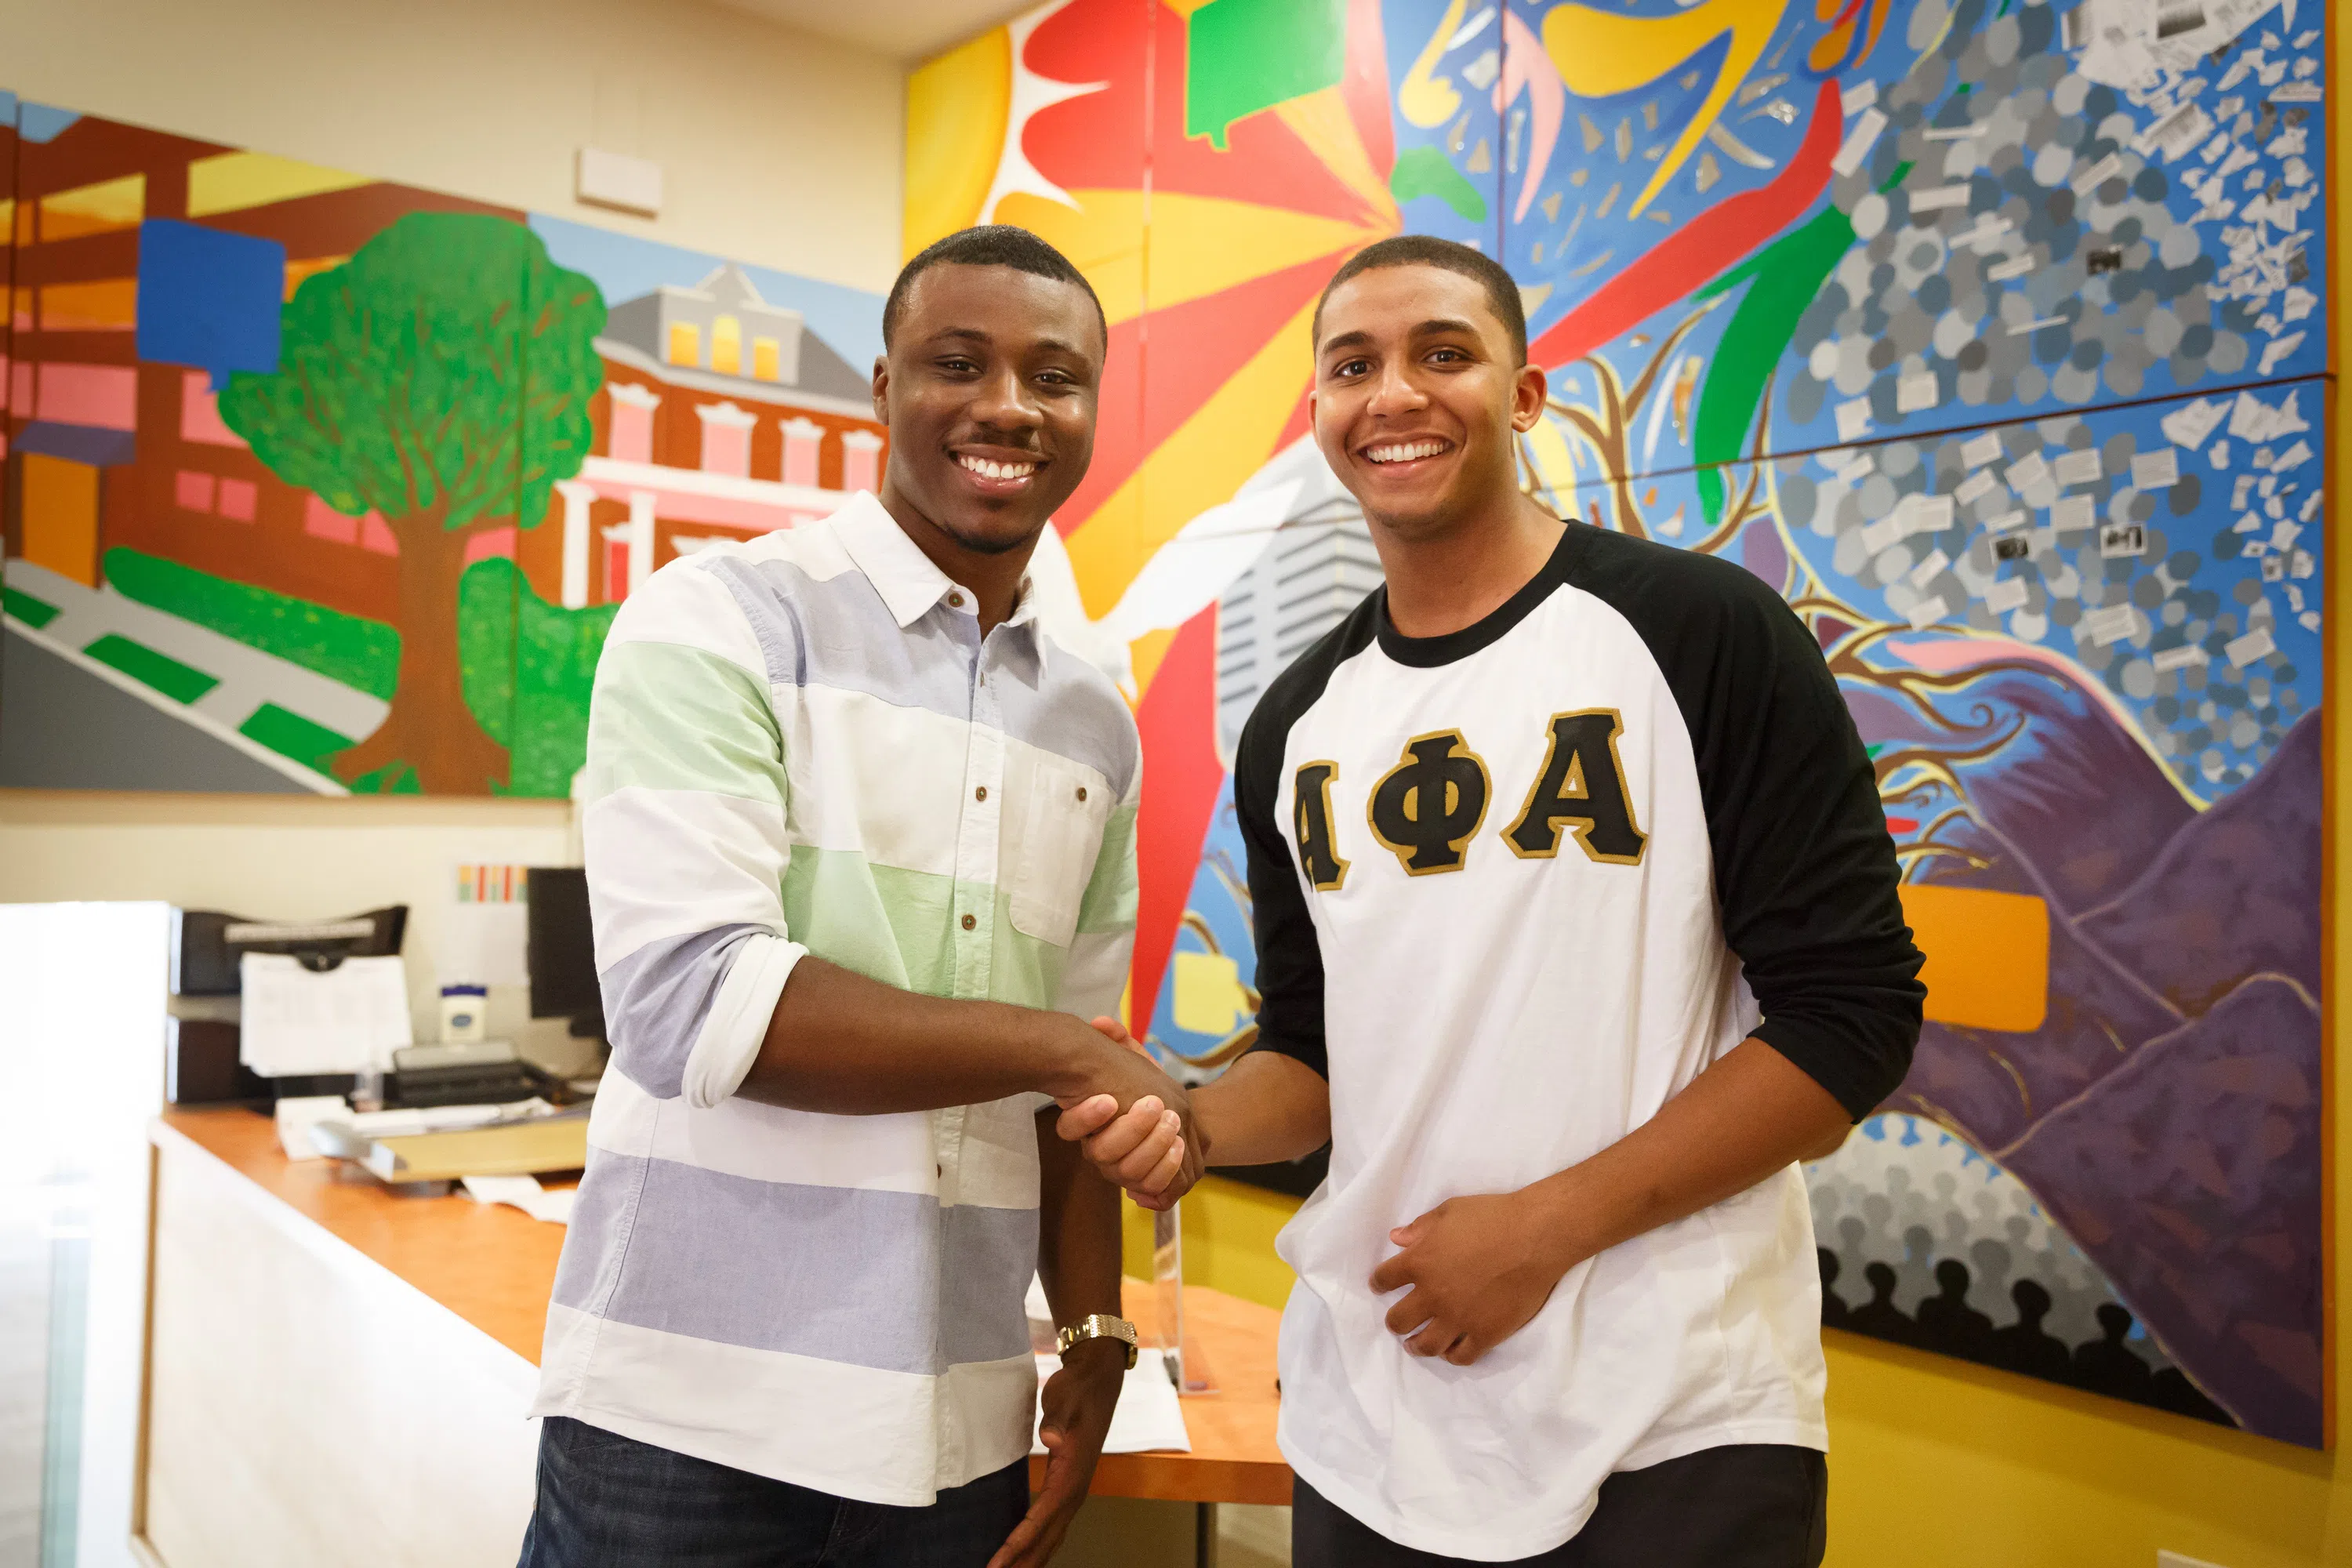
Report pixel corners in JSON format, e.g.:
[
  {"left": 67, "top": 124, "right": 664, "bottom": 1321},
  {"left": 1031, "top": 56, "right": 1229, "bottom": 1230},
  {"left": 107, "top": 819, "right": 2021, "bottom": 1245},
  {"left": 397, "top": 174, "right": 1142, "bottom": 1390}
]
[{"left": 517, "top": 1416, "right": 1029, "bottom": 1567}]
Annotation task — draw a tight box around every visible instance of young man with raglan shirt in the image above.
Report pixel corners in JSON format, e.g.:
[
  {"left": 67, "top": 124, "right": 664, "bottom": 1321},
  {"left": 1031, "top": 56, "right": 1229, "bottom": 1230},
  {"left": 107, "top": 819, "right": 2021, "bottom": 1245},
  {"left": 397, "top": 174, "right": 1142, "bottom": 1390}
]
[
  {"left": 520, "top": 227, "right": 1203, "bottom": 1568},
  {"left": 1059, "top": 236, "right": 1925, "bottom": 1564}
]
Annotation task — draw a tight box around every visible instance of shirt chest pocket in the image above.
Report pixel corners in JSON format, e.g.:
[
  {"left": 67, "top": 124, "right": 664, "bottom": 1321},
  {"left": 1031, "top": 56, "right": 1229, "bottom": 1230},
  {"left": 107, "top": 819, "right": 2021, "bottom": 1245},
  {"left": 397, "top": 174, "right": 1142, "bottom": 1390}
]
[{"left": 1007, "top": 752, "right": 1113, "bottom": 948}]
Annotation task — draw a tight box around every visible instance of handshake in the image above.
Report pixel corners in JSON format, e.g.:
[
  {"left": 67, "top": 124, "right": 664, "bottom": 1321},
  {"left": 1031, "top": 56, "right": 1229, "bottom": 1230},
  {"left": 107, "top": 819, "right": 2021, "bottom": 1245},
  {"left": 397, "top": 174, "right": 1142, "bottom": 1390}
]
[{"left": 1053, "top": 1015, "right": 1204, "bottom": 1211}]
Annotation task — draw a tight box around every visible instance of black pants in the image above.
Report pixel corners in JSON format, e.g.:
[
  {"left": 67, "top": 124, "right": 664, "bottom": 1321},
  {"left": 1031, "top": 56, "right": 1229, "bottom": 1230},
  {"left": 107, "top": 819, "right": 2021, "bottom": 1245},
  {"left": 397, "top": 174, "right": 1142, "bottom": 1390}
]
[
  {"left": 1292, "top": 1444, "right": 1827, "bottom": 1568},
  {"left": 516, "top": 1416, "right": 1029, "bottom": 1567}
]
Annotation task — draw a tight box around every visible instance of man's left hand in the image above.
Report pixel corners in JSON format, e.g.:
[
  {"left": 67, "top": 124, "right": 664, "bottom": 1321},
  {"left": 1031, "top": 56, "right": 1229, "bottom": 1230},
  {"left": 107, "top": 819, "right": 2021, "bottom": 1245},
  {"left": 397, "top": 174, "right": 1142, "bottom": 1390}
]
[
  {"left": 1367, "top": 1190, "right": 1577, "bottom": 1367},
  {"left": 986, "top": 1340, "right": 1123, "bottom": 1568}
]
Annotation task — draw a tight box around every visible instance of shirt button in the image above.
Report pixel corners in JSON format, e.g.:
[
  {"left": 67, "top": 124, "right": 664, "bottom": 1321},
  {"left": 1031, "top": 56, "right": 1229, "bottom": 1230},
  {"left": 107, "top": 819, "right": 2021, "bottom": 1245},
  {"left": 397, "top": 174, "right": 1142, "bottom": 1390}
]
[
  {"left": 974, "top": 786, "right": 987, "bottom": 802},
  {"left": 948, "top": 590, "right": 965, "bottom": 608},
  {"left": 960, "top": 913, "right": 976, "bottom": 931},
  {"left": 1076, "top": 786, "right": 1087, "bottom": 802}
]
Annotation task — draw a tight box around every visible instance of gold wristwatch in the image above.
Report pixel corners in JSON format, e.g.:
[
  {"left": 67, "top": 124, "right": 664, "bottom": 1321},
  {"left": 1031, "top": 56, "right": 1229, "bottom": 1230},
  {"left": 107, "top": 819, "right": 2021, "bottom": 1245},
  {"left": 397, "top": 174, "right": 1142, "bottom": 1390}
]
[{"left": 1055, "top": 1313, "right": 1140, "bottom": 1369}]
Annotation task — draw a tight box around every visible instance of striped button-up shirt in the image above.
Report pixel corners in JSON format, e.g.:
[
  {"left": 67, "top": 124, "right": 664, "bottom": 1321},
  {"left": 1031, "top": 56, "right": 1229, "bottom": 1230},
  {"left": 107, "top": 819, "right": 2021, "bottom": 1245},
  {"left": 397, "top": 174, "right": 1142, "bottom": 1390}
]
[{"left": 532, "top": 492, "right": 1142, "bottom": 1504}]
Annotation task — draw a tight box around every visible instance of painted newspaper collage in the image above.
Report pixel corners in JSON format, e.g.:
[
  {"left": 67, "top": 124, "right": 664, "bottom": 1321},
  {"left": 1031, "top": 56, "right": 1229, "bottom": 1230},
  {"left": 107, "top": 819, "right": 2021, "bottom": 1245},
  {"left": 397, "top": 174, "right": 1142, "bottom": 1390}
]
[{"left": 905, "top": 0, "right": 2329, "bottom": 1446}]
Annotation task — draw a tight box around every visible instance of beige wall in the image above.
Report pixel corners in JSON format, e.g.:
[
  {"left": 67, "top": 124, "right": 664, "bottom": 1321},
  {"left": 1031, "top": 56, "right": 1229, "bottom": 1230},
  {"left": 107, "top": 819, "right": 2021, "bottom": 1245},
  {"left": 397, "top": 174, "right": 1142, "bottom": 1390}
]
[
  {"left": 0, "top": 0, "right": 903, "bottom": 1037},
  {"left": 0, "top": 0, "right": 904, "bottom": 292},
  {"left": 0, "top": 791, "right": 584, "bottom": 1048}
]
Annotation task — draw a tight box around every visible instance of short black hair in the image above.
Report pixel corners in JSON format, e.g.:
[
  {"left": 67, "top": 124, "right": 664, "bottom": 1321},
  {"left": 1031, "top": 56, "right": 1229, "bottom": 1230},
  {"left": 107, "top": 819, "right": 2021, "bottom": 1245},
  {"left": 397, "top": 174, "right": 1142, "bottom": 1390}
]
[
  {"left": 882, "top": 225, "right": 1108, "bottom": 352},
  {"left": 1312, "top": 234, "right": 1527, "bottom": 365}
]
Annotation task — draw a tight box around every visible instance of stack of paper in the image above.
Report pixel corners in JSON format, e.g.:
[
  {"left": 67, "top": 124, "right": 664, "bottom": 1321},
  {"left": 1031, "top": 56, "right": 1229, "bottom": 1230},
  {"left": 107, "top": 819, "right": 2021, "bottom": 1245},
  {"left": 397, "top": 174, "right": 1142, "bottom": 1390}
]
[
  {"left": 460, "top": 1173, "right": 576, "bottom": 1225},
  {"left": 1031, "top": 1348, "right": 1192, "bottom": 1456},
  {"left": 239, "top": 953, "right": 413, "bottom": 1076}
]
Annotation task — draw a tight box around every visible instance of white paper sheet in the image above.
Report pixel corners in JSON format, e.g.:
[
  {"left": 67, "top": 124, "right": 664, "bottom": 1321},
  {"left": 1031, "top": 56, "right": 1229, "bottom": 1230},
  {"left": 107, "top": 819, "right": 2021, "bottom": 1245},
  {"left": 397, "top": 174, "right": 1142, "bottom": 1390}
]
[
  {"left": 437, "top": 901, "right": 531, "bottom": 989},
  {"left": 239, "top": 953, "right": 414, "bottom": 1076},
  {"left": 1031, "top": 1349, "right": 1192, "bottom": 1457},
  {"left": 461, "top": 1173, "right": 575, "bottom": 1224},
  {"left": 274, "top": 1095, "right": 350, "bottom": 1162}
]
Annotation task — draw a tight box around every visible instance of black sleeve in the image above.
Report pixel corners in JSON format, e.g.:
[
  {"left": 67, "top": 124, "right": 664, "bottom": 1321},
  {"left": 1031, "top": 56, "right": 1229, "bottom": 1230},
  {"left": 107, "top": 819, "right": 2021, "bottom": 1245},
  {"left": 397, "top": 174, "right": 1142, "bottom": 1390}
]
[
  {"left": 1575, "top": 530, "right": 1926, "bottom": 1120},
  {"left": 1232, "top": 597, "right": 1385, "bottom": 1083},
  {"left": 1235, "top": 682, "right": 1330, "bottom": 1080}
]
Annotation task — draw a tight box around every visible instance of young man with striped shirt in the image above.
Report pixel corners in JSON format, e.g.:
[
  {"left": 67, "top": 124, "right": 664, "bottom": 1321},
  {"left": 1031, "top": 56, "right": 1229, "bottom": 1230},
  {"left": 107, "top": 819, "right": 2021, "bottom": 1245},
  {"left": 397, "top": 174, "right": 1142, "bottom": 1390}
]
[
  {"left": 521, "top": 227, "right": 1198, "bottom": 1568},
  {"left": 1067, "top": 236, "right": 1926, "bottom": 1565}
]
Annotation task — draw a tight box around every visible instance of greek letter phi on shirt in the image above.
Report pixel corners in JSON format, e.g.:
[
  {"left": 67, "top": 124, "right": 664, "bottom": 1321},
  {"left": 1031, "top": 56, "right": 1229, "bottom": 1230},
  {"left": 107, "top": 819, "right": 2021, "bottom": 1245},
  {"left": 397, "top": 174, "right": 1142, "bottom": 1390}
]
[{"left": 1234, "top": 521, "right": 1923, "bottom": 1561}]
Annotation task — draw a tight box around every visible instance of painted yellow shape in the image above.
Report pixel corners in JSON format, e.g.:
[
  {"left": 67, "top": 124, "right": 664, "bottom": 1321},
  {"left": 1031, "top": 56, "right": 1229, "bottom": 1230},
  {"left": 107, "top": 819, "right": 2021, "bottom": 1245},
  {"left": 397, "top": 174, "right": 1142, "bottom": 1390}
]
[
  {"left": 1145, "top": 193, "right": 1382, "bottom": 318},
  {"left": 1523, "top": 414, "right": 1580, "bottom": 493},
  {"left": 21, "top": 453, "right": 101, "bottom": 586},
  {"left": 1120, "top": 1176, "right": 1301, "bottom": 1308},
  {"left": 667, "top": 321, "right": 700, "bottom": 368},
  {"left": 1005, "top": 189, "right": 1377, "bottom": 328},
  {"left": 1173, "top": 949, "right": 1243, "bottom": 1035},
  {"left": 1274, "top": 86, "right": 1400, "bottom": 227},
  {"left": 993, "top": 191, "right": 1145, "bottom": 325},
  {"left": 1065, "top": 297, "right": 1319, "bottom": 620},
  {"left": 711, "top": 314, "right": 742, "bottom": 376},
  {"left": 284, "top": 255, "right": 349, "bottom": 301},
  {"left": 1899, "top": 882, "right": 2049, "bottom": 1033},
  {"left": 753, "top": 337, "right": 780, "bottom": 381},
  {"left": 39, "top": 278, "right": 136, "bottom": 330},
  {"left": 185, "top": 151, "right": 370, "bottom": 218},
  {"left": 39, "top": 173, "right": 145, "bottom": 241},
  {"left": 1399, "top": 0, "right": 1470, "bottom": 128},
  {"left": 1541, "top": 0, "right": 1791, "bottom": 219},
  {"left": 1127, "top": 626, "right": 1180, "bottom": 699},
  {"left": 905, "top": 24, "right": 1012, "bottom": 259}
]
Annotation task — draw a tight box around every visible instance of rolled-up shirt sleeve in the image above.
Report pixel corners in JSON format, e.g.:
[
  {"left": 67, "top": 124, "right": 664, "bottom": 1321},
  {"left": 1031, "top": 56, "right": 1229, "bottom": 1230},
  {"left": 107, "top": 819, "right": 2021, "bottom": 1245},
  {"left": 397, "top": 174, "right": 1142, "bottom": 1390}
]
[{"left": 580, "top": 561, "right": 807, "bottom": 1109}]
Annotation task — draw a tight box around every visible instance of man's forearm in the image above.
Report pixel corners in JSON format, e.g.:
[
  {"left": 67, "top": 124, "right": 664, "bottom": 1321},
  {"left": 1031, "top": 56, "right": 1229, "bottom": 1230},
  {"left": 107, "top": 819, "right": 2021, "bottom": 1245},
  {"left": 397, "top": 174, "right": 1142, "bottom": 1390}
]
[
  {"left": 736, "top": 955, "right": 1167, "bottom": 1116},
  {"left": 1034, "top": 1109, "right": 1126, "bottom": 1327},
  {"left": 1521, "top": 1036, "right": 1847, "bottom": 1271},
  {"left": 1196, "top": 1050, "right": 1331, "bottom": 1168}
]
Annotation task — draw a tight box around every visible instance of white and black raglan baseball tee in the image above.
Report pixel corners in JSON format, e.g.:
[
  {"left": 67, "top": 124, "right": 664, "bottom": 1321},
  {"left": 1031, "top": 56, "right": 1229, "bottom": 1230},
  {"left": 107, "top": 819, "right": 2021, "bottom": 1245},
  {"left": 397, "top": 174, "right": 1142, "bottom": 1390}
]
[{"left": 1236, "top": 521, "right": 1924, "bottom": 1560}]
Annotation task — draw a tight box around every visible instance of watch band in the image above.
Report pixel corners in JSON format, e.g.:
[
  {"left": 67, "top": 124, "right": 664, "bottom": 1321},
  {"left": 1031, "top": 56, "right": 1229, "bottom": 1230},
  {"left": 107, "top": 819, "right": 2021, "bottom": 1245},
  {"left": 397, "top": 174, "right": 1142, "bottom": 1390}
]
[{"left": 1055, "top": 1312, "right": 1140, "bottom": 1370}]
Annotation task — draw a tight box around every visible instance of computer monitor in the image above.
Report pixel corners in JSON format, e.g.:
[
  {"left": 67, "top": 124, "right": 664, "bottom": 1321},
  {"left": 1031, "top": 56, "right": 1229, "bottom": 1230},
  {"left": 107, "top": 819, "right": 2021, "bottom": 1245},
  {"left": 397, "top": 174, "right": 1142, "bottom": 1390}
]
[{"left": 526, "top": 867, "right": 604, "bottom": 1039}]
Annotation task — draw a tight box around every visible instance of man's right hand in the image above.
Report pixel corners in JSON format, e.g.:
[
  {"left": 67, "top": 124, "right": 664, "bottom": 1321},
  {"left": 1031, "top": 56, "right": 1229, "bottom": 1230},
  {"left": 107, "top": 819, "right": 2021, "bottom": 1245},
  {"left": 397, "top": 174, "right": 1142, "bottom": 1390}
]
[{"left": 1054, "top": 1018, "right": 1203, "bottom": 1210}]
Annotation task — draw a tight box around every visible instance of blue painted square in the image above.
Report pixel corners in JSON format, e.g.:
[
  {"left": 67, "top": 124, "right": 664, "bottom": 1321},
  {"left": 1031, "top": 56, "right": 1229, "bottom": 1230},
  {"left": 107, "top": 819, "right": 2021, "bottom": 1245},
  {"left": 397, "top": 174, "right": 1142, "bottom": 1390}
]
[{"left": 136, "top": 219, "right": 285, "bottom": 388}]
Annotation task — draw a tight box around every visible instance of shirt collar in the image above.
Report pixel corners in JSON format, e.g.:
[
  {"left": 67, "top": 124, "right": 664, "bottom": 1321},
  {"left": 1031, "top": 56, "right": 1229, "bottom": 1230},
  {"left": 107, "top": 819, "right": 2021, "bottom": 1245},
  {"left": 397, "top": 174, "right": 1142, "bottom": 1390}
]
[{"left": 829, "top": 491, "right": 1042, "bottom": 638}]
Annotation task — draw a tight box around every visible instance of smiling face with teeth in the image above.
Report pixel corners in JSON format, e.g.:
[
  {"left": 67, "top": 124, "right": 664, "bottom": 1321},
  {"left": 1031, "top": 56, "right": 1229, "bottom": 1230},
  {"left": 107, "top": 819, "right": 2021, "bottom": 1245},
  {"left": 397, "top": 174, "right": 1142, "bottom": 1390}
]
[
  {"left": 1311, "top": 263, "right": 1549, "bottom": 546},
  {"left": 872, "top": 262, "right": 1104, "bottom": 618}
]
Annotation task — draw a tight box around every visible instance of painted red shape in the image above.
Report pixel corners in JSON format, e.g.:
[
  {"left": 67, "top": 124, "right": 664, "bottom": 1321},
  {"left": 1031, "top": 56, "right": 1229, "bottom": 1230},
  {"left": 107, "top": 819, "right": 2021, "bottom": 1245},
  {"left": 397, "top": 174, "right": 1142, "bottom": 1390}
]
[
  {"left": 303, "top": 492, "right": 359, "bottom": 545},
  {"left": 1526, "top": 80, "right": 1843, "bottom": 371},
  {"left": 1885, "top": 816, "right": 1918, "bottom": 833},
  {"left": 180, "top": 371, "right": 249, "bottom": 448},
  {"left": 36, "top": 361, "right": 138, "bottom": 430},
  {"left": 1129, "top": 606, "right": 1225, "bottom": 1044},
  {"left": 461, "top": 526, "right": 516, "bottom": 567},
  {"left": 1343, "top": 0, "right": 1396, "bottom": 180}
]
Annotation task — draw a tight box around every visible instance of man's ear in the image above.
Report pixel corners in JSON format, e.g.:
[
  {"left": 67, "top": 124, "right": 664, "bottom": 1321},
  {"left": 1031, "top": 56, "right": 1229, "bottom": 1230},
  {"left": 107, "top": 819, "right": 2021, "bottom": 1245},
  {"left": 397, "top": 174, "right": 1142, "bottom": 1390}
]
[
  {"left": 871, "top": 354, "right": 891, "bottom": 424},
  {"left": 1511, "top": 361, "right": 1548, "bottom": 433}
]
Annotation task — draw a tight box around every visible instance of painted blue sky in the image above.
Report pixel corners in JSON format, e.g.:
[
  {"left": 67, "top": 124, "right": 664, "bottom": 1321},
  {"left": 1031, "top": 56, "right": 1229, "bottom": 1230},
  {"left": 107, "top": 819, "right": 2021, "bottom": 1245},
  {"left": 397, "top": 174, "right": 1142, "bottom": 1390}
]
[{"left": 530, "top": 214, "right": 886, "bottom": 372}]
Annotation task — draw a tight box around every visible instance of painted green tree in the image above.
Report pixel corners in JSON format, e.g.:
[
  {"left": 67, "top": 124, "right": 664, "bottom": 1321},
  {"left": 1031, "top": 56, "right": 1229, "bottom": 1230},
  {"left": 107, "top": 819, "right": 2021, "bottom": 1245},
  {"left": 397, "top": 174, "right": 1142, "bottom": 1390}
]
[{"left": 218, "top": 212, "right": 606, "bottom": 793}]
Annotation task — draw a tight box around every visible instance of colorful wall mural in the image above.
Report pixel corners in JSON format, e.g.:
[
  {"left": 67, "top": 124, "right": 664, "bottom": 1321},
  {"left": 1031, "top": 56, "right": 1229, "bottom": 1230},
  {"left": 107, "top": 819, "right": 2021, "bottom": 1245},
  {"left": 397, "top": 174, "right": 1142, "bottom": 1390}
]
[
  {"left": 0, "top": 99, "right": 889, "bottom": 797},
  {"left": 0, "top": 0, "right": 2325, "bottom": 1451},
  {"left": 905, "top": 0, "right": 2330, "bottom": 1446}
]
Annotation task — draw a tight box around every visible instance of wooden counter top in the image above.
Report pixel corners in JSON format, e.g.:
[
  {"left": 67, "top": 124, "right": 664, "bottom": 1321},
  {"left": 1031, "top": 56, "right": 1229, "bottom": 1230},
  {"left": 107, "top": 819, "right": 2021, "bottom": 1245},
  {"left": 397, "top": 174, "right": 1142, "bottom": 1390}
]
[{"left": 152, "top": 1106, "right": 1290, "bottom": 1505}]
